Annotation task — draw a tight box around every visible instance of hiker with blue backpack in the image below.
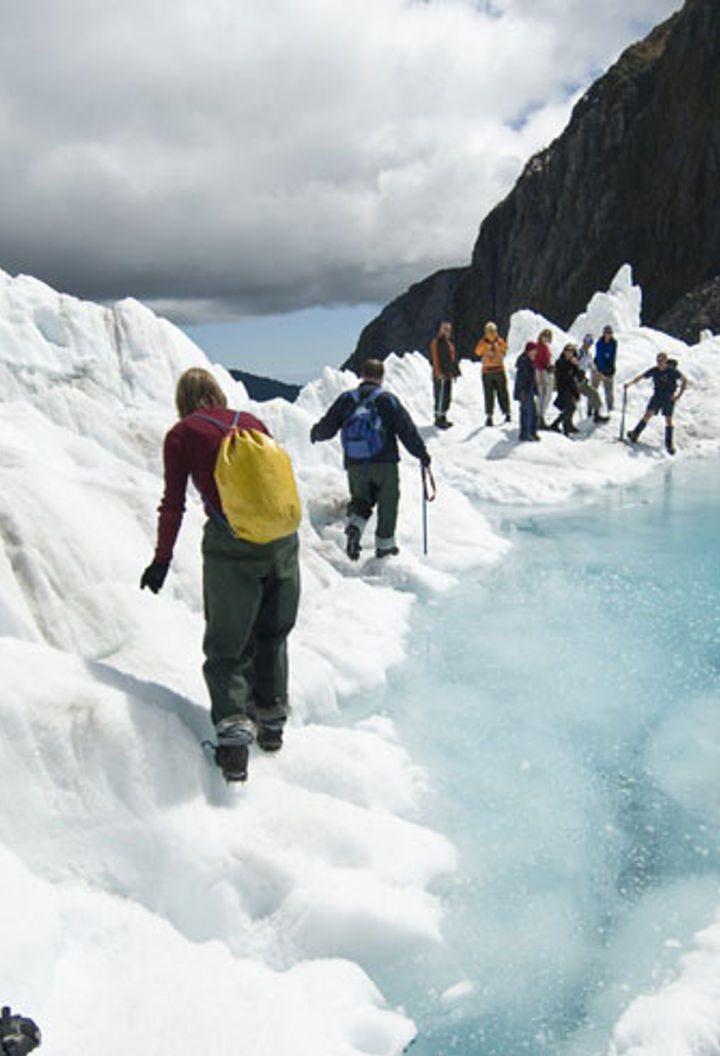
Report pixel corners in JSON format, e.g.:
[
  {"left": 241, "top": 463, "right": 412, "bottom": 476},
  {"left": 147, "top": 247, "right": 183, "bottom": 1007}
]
[
  {"left": 310, "top": 358, "right": 430, "bottom": 562},
  {"left": 140, "top": 367, "right": 301, "bottom": 783}
]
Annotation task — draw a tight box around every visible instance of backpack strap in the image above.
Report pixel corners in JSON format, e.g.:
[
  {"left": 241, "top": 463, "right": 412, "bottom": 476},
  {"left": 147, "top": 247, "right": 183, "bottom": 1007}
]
[
  {"left": 193, "top": 410, "right": 241, "bottom": 432},
  {"left": 191, "top": 411, "right": 242, "bottom": 535}
]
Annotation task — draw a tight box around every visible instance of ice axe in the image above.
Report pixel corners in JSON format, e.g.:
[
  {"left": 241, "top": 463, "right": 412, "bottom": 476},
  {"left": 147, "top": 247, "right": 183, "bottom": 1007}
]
[{"left": 421, "top": 463, "right": 437, "bottom": 555}]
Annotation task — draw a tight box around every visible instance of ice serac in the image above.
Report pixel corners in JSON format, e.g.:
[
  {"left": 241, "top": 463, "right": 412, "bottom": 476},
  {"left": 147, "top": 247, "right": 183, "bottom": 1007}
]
[{"left": 348, "top": 0, "right": 720, "bottom": 362}]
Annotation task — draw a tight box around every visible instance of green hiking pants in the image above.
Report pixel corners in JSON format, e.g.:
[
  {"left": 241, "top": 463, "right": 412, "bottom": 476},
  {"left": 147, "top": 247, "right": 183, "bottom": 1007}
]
[
  {"left": 201, "top": 518, "right": 300, "bottom": 728},
  {"left": 346, "top": 462, "right": 400, "bottom": 548}
]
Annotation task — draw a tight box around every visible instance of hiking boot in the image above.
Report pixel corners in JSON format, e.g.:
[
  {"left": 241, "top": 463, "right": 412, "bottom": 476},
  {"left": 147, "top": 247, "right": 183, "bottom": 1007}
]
[
  {"left": 504, "top": 413, "right": 511, "bottom": 423},
  {"left": 485, "top": 416, "right": 493, "bottom": 427},
  {"left": 628, "top": 429, "right": 639, "bottom": 444},
  {"left": 345, "top": 525, "right": 362, "bottom": 561},
  {"left": 256, "top": 723, "right": 284, "bottom": 752},
  {"left": 214, "top": 743, "right": 249, "bottom": 781},
  {"left": 376, "top": 546, "right": 400, "bottom": 559},
  {"left": 435, "top": 416, "right": 453, "bottom": 429},
  {"left": 214, "top": 717, "right": 254, "bottom": 782},
  {"left": 593, "top": 413, "right": 609, "bottom": 424}
]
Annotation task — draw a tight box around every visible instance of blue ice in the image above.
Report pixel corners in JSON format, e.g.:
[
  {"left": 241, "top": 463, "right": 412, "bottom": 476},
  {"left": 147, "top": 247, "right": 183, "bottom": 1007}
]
[{"left": 362, "top": 458, "right": 720, "bottom": 1055}]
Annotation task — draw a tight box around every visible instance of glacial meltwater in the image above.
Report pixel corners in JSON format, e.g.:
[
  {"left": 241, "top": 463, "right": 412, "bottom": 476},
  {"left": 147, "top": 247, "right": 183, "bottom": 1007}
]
[{"left": 368, "top": 458, "right": 720, "bottom": 1055}]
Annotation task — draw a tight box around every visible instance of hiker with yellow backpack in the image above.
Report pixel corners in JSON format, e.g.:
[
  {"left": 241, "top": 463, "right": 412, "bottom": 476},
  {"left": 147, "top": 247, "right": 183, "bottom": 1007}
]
[{"left": 141, "top": 367, "right": 301, "bottom": 783}]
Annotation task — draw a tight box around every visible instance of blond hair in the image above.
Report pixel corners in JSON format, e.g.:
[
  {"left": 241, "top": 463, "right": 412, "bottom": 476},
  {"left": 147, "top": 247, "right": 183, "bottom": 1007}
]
[{"left": 175, "top": 368, "right": 227, "bottom": 419}]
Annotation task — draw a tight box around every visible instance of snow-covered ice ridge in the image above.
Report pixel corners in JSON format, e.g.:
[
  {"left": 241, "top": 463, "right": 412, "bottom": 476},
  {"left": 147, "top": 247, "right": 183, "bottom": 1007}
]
[{"left": 0, "top": 264, "right": 718, "bottom": 1055}]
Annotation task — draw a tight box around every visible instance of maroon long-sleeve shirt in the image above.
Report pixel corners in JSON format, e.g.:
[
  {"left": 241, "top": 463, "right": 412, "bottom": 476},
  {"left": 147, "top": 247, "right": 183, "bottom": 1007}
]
[{"left": 155, "top": 405, "right": 269, "bottom": 562}]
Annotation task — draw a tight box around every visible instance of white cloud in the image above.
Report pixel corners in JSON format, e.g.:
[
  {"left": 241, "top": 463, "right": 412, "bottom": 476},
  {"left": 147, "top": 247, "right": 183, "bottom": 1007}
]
[{"left": 0, "top": 0, "right": 682, "bottom": 318}]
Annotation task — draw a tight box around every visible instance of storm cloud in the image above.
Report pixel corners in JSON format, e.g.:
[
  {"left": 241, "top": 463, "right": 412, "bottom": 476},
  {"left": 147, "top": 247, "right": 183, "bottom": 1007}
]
[{"left": 0, "top": 0, "right": 680, "bottom": 322}]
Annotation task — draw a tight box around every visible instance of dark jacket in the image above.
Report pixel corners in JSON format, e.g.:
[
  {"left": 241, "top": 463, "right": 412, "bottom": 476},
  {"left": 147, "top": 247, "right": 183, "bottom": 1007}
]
[
  {"left": 430, "top": 336, "right": 460, "bottom": 380},
  {"left": 513, "top": 350, "right": 537, "bottom": 401},
  {"left": 310, "top": 381, "right": 429, "bottom": 468},
  {"left": 554, "top": 354, "right": 582, "bottom": 410}
]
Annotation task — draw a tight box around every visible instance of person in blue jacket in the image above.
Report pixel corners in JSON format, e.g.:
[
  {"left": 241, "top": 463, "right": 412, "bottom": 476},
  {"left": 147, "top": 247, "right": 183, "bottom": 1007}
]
[
  {"left": 624, "top": 352, "right": 687, "bottom": 454},
  {"left": 593, "top": 324, "right": 618, "bottom": 412},
  {"left": 310, "top": 358, "right": 430, "bottom": 560}
]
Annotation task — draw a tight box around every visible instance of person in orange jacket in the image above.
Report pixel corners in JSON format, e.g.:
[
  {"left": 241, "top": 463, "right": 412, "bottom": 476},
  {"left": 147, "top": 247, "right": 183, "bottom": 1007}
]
[
  {"left": 474, "top": 321, "right": 511, "bottom": 426},
  {"left": 430, "top": 320, "right": 460, "bottom": 429}
]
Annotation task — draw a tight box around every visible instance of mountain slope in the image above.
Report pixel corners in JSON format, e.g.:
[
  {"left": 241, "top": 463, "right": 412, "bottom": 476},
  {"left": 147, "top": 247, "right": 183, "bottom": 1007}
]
[{"left": 348, "top": 0, "right": 720, "bottom": 365}]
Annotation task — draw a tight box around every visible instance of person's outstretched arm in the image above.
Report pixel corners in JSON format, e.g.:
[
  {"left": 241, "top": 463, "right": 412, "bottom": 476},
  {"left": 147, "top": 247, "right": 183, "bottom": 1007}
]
[
  {"left": 310, "top": 392, "right": 352, "bottom": 443},
  {"left": 391, "top": 398, "right": 430, "bottom": 464}
]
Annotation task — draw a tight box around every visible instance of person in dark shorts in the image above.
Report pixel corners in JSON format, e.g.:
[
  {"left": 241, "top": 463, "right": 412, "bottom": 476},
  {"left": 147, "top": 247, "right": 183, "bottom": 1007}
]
[{"left": 624, "top": 353, "right": 687, "bottom": 454}]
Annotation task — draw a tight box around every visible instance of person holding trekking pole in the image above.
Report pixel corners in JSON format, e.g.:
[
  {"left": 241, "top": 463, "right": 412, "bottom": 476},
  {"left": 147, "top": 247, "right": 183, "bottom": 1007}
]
[
  {"left": 310, "top": 358, "right": 430, "bottom": 562},
  {"left": 624, "top": 352, "right": 687, "bottom": 454}
]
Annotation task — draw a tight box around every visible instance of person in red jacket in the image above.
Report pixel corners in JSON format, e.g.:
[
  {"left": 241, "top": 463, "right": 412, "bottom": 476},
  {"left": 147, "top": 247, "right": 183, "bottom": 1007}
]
[
  {"left": 140, "top": 367, "right": 300, "bottom": 782},
  {"left": 532, "top": 328, "right": 554, "bottom": 429}
]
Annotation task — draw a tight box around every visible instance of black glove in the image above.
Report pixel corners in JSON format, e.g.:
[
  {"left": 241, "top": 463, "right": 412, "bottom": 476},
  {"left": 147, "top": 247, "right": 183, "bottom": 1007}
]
[
  {"left": 421, "top": 452, "right": 432, "bottom": 467},
  {"left": 0, "top": 1006, "right": 41, "bottom": 1055},
  {"left": 140, "top": 560, "right": 170, "bottom": 594},
  {"left": 310, "top": 424, "right": 320, "bottom": 444}
]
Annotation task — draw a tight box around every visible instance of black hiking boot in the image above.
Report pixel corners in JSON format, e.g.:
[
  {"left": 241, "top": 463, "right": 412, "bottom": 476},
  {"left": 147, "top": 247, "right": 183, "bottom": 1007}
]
[
  {"left": 628, "top": 420, "right": 646, "bottom": 444},
  {"left": 593, "top": 412, "right": 609, "bottom": 424},
  {"left": 376, "top": 546, "right": 400, "bottom": 559},
  {"left": 214, "top": 743, "right": 249, "bottom": 781},
  {"left": 256, "top": 723, "right": 284, "bottom": 752},
  {"left": 485, "top": 415, "right": 493, "bottom": 427},
  {"left": 214, "top": 717, "right": 254, "bottom": 782},
  {"left": 345, "top": 525, "right": 362, "bottom": 561}
]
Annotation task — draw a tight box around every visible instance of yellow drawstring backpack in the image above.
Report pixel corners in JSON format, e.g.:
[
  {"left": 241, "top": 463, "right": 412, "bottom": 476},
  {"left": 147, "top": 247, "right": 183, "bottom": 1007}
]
[{"left": 196, "top": 412, "right": 301, "bottom": 544}]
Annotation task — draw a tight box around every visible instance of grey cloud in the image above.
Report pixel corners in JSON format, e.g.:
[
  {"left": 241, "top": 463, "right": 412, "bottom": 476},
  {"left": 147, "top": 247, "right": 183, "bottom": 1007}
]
[{"left": 0, "top": 0, "right": 681, "bottom": 323}]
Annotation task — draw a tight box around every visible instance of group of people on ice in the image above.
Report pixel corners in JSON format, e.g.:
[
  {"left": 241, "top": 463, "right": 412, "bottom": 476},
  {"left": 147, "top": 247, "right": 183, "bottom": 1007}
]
[
  {"left": 429, "top": 318, "right": 686, "bottom": 453},
  {"left": 139, "top": 319, "right": 687, "bottom": 783}
]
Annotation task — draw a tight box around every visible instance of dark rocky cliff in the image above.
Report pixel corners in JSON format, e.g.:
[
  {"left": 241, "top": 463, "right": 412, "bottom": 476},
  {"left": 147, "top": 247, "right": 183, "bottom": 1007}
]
[
  {"left": 347, "top": 0, "right": 720, "bottom": 367},
  {"left": 345, "top": 268, "right": 465, "bottom": 374},
  {"left": 229, "top": 369, "right": 300, "bottom": 403}
]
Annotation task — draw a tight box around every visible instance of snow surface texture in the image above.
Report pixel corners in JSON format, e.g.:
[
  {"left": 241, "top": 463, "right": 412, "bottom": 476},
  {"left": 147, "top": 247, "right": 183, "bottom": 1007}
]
[{"left": 0, "top": 263, "right": 718, "bottom": 1055}]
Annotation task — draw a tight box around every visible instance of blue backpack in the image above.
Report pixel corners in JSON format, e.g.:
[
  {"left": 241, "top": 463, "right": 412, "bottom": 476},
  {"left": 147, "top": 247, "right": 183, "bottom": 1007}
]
[{"left": 341, "top": 387, "right": 386, "bottom": 460}]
